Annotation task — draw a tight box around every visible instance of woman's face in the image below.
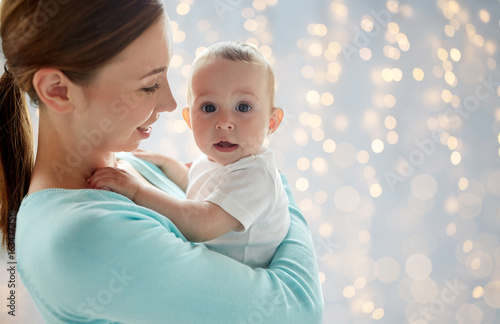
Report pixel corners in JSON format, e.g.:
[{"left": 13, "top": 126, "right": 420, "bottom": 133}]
[{"left": 76, "top": 16, "right": 177, "bottom": 153}]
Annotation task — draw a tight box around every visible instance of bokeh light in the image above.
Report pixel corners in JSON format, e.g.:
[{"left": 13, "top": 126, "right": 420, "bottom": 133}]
[{"left": 405, "top": 253, "right": 432, "bottom": 280}]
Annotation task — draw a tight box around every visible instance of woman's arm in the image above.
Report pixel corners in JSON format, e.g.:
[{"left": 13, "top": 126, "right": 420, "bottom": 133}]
[{"left": 40, "top": 175, "right": 323, "bottom": 323}]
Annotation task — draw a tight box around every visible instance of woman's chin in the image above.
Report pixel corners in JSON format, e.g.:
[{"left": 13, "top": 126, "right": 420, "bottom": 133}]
[{"left": 114, "top": 142, "right": 141, "bottom": 153}]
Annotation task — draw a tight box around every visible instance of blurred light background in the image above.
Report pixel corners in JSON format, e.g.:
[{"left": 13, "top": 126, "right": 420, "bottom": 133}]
[{"left": 1, "top": 0, "right": 500, "bottom": 323}]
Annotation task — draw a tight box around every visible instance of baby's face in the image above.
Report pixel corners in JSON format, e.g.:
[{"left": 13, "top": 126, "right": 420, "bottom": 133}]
[{"left": 185, "top": 58, "right": 278, "bottom": 165}]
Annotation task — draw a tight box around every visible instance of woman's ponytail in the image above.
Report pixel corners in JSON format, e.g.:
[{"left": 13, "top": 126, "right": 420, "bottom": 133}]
[{"left": 0, "top": 65, "right": 34, "bottom": 250}]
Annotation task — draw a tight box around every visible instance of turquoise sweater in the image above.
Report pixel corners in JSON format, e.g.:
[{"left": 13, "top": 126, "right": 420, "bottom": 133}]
[{"left": 16, "top": 153, "right": 323, "bottom": 323}]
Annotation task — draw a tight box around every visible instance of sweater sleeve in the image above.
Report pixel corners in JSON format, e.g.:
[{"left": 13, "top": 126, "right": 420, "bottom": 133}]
[{"left": 19, "top": 176, "right": 324, "bottom": 323}]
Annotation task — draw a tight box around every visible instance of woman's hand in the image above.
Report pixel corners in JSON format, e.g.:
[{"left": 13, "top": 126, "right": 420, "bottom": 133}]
[{"left": 87, "top": 167, "right": 142, "bottom": 201}]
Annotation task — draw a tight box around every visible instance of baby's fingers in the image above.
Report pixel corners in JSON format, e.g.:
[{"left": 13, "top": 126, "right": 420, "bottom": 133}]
[
  {"left": 87, "top": 167, "right": 122, "bottom": 189},
  {"left": 87, "top": 175, "right": 115, "bottom": 190}
]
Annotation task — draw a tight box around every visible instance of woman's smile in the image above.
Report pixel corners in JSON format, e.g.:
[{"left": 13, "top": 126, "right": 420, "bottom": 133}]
[{"left": 137, "top": 125, "right": 152, "bottom": 138}]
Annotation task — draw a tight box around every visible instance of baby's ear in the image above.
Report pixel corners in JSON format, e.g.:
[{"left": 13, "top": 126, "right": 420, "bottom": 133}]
[
  {"left": 182, "top": 107, "right": 192, "bottom": 129},
  {"left": 268, "top": 107, "right": 284, "bottom": 135}
]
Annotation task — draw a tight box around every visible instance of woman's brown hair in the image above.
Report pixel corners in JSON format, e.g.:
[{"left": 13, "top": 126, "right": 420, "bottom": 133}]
[{"left": 0, "top": 0, "right": 165, "bottom": 250}]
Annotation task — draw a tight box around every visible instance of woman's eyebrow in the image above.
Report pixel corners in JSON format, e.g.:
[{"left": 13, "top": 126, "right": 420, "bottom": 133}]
[{"left": 140, "top": 67, "right": 166, "bottom": 79}]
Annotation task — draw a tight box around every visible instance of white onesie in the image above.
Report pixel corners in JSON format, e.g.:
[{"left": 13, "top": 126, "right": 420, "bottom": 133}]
[{"left": 186, "top": 146, "right": 290, "bottom": 268}]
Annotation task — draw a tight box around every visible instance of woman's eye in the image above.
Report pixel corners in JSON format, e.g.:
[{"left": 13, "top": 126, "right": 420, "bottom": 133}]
[
  {"left": 201, "top": 104, "right": 217, "bottom": 113},
  {"left": 142, "top": 83, "right": 160, "bottom": 93},
  {"left": 236, "top": 103, "right": 251, "bottom": 112}
]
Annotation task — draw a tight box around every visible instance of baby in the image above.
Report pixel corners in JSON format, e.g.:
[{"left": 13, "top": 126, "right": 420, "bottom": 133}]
[{"left": 89, "top": 41, "right": 290, "bottom": 268}]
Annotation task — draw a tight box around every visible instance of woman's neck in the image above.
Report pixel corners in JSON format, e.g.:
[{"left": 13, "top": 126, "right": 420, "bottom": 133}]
[{"left": 28, "top": 120, "right": 118, "bottom": 194}]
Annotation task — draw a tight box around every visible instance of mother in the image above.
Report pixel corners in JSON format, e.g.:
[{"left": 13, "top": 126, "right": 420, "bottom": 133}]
[{"left": 0, "top": 1, "right": 323, "bottom": 323}]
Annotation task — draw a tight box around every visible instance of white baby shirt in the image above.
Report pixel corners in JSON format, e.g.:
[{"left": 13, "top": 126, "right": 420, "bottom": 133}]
[{"left": 186, "top": 146, "right": 290, "bottom": 268}]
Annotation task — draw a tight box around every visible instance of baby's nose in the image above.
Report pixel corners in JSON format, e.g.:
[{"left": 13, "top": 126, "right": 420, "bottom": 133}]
[{"left": 216, "top": 115, "right": 234, "bottom": 130}]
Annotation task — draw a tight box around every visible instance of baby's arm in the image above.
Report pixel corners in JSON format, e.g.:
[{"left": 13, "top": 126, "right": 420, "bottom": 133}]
[
  {"left": 88, "top": 167, "right": 242, "bottom": 242},
  {"left": 132, "top": 149, "right": 189, "bottom": 191}
]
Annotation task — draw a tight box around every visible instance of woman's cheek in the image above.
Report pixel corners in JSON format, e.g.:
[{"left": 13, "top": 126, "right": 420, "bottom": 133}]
[{"left": 126, "top": 99, "right": 154, "bottom": 120}]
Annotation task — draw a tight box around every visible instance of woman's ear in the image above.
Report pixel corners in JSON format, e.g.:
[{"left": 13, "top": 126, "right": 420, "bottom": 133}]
[
  {"left": 268, "top": 107, "right": 284, "bottom": 135},
  {"left": 182, "top": 107, "right": 192, "bottom": 129},
  {"left": 33, "top": 68, "right": 75, "bottom": 114}
]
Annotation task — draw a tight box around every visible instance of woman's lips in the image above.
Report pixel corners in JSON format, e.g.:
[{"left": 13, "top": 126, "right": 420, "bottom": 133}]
[
  {"left": 137, "top": 126, "right": 152, "bottom": 138},
  {"left": 214, "top": 141, "right": 238, "bottom": 153}
]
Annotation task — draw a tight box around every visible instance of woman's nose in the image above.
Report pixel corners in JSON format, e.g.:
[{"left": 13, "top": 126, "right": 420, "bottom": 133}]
[{"left": 156, "top": 80, "right": 177, "bottom": 113}]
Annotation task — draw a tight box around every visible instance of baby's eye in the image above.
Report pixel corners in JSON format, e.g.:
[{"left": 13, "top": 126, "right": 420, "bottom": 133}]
[
  {"left": 201, "top": 104, "right": 217, "bottom": 113},
  {"left": 236, "top": 103, "right": 251, "bottom": 112}
]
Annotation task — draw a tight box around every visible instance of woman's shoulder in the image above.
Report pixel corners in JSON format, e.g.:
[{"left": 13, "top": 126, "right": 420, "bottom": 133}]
[
  {"left": 17, "top": 188, "right": 181, "bottom": 243},
  {"left": 18, "top": 188, "right": 138, "bottom": 223},
  {"left": 117, "top": 152, "right": 186, "bottom": 198},
  {"left": 16, "top": 189, "right": 185, "bottom": 272}
]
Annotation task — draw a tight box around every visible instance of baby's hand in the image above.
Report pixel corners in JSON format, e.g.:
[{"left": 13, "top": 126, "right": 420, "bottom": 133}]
[{"left": 87, "top": 167, "right": 142, "bottom": 201}]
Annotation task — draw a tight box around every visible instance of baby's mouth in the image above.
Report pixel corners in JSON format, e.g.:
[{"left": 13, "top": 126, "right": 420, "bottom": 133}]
[{"left": 214, "top": 141, "right": 239, "bottom": 152}]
